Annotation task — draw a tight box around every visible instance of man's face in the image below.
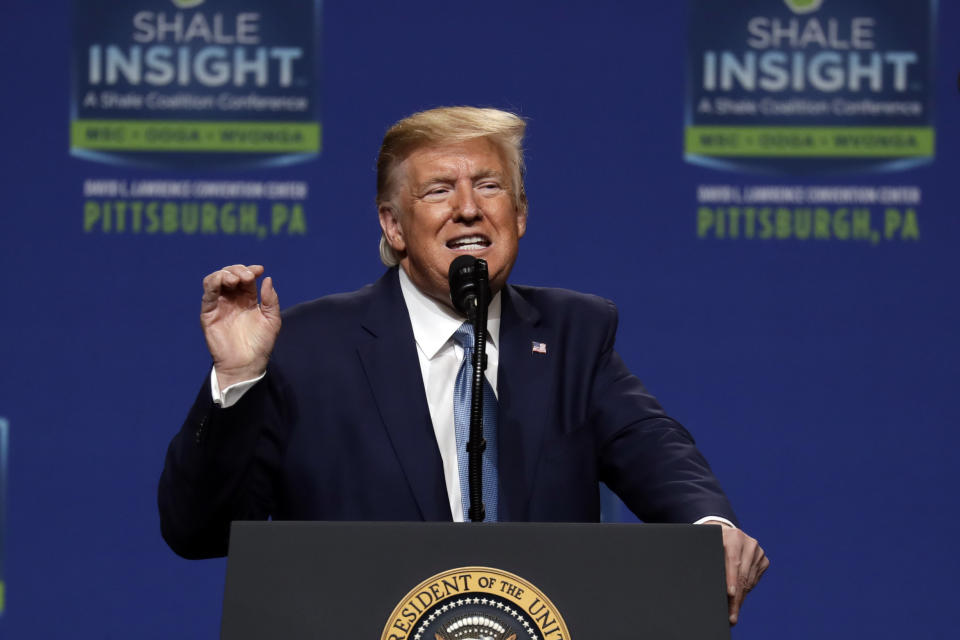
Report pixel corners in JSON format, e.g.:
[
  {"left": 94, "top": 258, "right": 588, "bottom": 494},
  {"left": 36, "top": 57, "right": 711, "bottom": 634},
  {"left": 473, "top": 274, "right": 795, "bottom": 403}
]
[{"left": 379, "top": 138, "right": 527, "bottom": 307}]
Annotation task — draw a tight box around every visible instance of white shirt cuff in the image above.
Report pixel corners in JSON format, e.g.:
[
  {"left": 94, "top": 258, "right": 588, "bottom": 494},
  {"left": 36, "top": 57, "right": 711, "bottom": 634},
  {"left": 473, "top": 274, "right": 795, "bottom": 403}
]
[
  {"left": 693, "top": 516, "right": 736, "bottom": 528},
  {"left": 210, "top": 368, "right": 266, "bottom": 408}
]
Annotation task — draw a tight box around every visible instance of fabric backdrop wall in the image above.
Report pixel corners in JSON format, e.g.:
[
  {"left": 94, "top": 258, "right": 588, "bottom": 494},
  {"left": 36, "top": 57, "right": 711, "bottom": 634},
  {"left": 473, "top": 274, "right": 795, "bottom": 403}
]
[{"left": 1, "top": 1, "right": 957, "bottom": 637}]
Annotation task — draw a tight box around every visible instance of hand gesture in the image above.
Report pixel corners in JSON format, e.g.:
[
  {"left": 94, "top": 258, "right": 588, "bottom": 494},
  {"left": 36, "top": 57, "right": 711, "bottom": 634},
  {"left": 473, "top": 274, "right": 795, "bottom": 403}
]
[{"left": 200, "top": 264, "right": 281, "bottom": 389}]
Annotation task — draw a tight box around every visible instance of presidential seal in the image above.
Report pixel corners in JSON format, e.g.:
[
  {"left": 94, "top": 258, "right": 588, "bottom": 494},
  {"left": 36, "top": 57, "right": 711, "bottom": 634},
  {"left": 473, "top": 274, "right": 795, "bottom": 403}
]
[{"left": 381, "top": 567, "right": 570, "bottom": 640}]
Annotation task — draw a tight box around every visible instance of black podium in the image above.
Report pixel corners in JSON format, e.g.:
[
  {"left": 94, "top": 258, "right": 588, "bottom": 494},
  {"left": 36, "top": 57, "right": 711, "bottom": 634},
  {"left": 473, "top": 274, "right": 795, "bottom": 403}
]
[{"left": 221, "top": 521, "right": 730, "bottom": 639}]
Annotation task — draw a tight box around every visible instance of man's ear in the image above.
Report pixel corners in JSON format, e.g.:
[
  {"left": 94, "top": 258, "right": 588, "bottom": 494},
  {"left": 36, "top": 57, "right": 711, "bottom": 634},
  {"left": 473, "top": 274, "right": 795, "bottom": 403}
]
[
  {"left": 378, "top": 203, "right": 406, "bottom": 253},
  {"left": 516, "top": 206, "right": 527, "bottom": 239}
]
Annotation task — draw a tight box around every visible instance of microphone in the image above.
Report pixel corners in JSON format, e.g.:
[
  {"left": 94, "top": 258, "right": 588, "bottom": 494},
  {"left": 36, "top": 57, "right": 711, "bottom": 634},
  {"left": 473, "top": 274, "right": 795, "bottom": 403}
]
[
  {"left": 446, "top": 255, "right": 491, "bottom": 522},
  {"left": 449, "top": 255, "right": 481, "bottom": 322}
]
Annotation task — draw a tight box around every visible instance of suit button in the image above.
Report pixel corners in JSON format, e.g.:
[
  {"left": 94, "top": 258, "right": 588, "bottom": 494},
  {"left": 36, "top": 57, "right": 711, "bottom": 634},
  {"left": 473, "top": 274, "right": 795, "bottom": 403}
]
[{"left": 194, "top": 415, "right": 207, "bottom": 445}]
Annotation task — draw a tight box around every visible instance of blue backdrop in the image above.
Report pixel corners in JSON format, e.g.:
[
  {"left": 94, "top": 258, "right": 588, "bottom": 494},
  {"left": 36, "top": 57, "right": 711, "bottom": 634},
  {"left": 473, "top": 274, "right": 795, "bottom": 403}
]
[{"left": 1, "top": 1, "right": 957, "bottom": 637}]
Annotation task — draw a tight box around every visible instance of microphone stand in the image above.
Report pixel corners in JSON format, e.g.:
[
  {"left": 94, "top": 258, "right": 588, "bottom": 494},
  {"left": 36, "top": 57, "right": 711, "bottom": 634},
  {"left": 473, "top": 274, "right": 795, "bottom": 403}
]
[{"left": 466, "top": 260, "right": 490, "bottom": 522}]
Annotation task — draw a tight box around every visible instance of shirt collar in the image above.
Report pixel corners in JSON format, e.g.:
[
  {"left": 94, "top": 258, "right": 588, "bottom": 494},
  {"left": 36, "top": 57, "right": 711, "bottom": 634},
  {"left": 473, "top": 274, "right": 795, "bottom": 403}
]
[{"left": 398, "top": 266, "right": 501, "bottom": 360}]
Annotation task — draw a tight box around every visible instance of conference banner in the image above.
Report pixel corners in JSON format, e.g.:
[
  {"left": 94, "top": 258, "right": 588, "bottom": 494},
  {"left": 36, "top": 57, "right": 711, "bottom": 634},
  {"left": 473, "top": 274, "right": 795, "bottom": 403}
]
[
  {"left": 71, "top": 0, "right": 321, "bottom": 238},
  {"left": 686, "top": 0, "right": 935, "bottom": 172},
  {"left": 686, "top": 0, "right": 933, "bottom": 244},
  {"left": 71, "top": 0, "right": 322, "bottom": 167}
]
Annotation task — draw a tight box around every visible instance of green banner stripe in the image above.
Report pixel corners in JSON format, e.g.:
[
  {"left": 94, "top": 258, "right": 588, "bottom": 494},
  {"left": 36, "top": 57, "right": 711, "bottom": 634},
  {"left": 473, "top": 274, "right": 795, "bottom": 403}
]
[
  {"left": 685, "top": 126, "right": 934, "bottom": 157},
  {"left": 71, "top": 120, "right": 320, "bottom": 153}
]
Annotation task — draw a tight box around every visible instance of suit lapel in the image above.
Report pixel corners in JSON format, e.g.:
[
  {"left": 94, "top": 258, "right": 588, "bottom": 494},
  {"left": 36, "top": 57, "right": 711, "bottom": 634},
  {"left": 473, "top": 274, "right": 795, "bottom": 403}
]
[
  {"left": 497, "top": 285, "right": 554, "bottom": 521},
  {"left": 357, "top": 269, "right": 451, "bottom": 521}
]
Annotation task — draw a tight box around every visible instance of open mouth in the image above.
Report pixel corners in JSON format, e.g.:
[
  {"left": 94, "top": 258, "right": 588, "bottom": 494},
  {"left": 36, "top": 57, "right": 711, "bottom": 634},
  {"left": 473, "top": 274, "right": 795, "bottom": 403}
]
[{"left": 446, "top": 234, "right": 491, "bottom": 251}]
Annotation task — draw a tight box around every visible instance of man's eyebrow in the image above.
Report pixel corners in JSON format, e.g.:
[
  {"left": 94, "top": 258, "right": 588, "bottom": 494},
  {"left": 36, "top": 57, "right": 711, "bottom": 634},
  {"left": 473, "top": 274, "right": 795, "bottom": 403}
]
[
  {"left": 414, "top": 174, "right": 457, "bottom": 190},
  {"left": 413, "top": 169, "right": 504, "bottom": 191},
  {"left": 471, "top": 169, "right": 504, "bottom": 180}
]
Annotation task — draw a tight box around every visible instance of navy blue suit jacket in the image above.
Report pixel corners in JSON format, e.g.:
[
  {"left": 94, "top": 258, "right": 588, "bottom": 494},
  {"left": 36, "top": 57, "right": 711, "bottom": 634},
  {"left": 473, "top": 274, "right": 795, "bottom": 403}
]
[{"left": 159, "top": 268, "right": 736, "bottom": 558}]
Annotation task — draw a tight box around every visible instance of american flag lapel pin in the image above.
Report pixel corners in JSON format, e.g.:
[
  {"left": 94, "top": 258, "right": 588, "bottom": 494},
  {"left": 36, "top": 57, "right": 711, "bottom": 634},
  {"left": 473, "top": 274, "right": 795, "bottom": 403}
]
[{"left": 531, "top": 341, "right": 547, "bottom": 354}]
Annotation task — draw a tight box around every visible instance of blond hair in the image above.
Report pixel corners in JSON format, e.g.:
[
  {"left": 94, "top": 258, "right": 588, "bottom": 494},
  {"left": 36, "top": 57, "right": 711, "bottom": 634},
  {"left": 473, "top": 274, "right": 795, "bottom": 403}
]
[{"left": 376, "top": 106, "right": 528, "bottom": 266}]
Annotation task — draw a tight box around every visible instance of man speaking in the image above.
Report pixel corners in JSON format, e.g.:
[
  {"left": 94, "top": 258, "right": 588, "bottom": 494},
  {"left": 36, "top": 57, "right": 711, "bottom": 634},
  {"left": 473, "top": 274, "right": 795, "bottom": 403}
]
[{"left": 159, "top": 107, "right": 768, "bottom": 624}]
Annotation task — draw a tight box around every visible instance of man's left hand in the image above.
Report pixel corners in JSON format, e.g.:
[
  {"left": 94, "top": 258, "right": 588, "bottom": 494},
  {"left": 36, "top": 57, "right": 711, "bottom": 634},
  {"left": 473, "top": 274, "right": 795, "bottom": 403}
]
[{"left": 707, "top": 523, "right": 769, "bottom": 625}]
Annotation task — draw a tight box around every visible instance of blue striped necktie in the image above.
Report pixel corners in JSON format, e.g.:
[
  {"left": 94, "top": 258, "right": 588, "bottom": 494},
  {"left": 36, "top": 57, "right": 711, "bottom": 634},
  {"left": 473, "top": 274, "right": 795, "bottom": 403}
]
[{"left": 452, "top": 322, "right": 498, "bottom": 522}]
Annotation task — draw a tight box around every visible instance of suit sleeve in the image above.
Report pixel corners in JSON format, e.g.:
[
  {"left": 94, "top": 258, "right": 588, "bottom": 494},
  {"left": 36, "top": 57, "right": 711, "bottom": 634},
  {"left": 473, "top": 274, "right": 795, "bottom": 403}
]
[
  {"left": 590, "top": 300, "right": 739, "bottom": 525},
  {"left": 157, "top": 364, "right": 293, "bottom": 559}
]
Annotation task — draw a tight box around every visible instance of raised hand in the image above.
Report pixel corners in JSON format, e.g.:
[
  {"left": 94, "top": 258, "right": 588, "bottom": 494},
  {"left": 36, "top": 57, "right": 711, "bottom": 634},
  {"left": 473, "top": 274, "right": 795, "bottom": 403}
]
[{"left": 200, "top": 264, "right": 281, "bottom": 389}]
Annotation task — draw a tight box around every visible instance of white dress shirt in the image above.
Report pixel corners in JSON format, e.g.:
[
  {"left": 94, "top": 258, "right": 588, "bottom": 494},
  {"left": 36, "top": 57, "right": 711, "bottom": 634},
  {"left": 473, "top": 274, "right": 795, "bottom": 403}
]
[{"left": 210, "top": 267, "right": 732, "bottom": 528}]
